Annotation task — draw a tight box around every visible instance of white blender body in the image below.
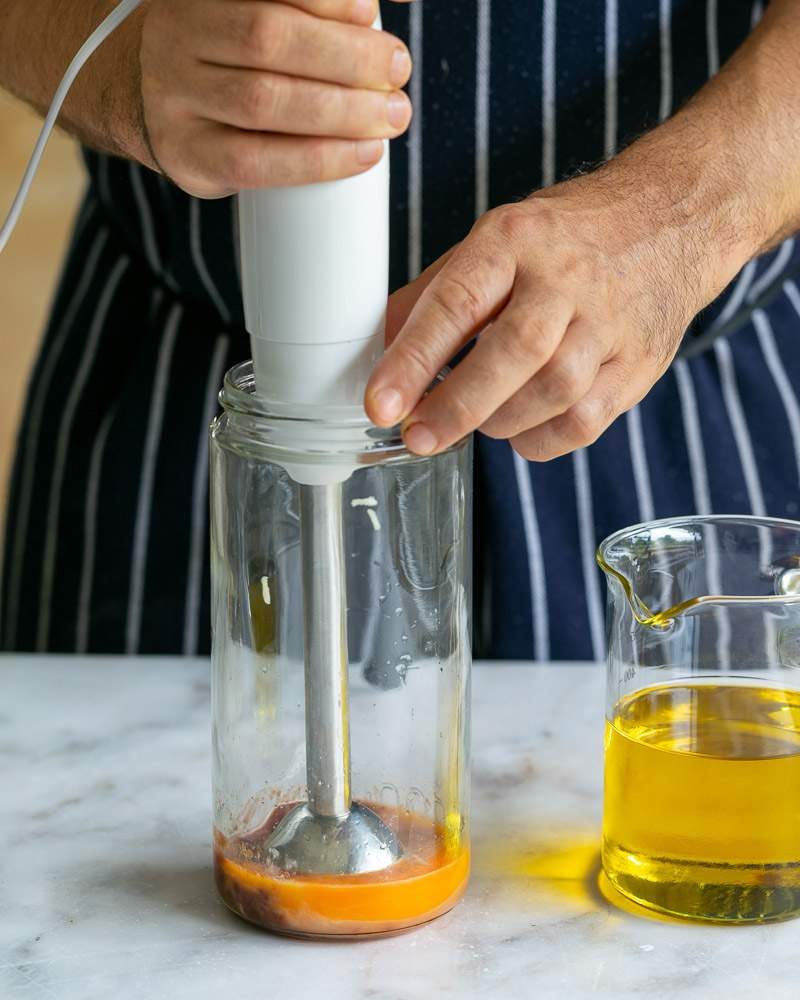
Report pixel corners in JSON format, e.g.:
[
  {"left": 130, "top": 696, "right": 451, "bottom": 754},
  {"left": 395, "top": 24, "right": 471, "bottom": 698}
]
[
  {"left": 238, "top": 150, "right": 388, "bottom": 410},
  {"left": 237, "top": 12, "right": 388, "bottom": 487},
  {"left": 239, "top": 9, "right": 388, "bottom": 415}
]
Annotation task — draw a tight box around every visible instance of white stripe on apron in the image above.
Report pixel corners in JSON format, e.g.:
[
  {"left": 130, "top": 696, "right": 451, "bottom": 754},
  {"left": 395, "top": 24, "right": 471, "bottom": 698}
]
[
  {"left": 673, "top": 360, "right": 713, "bottom": 515},
  {"left": 190, "top": 197, "right": 231, "bottom": 324},
  {"left": 706, "top": 0, "right": 720, "bottom": 77},
  {"left": 4, "top": 215, "right": 104, "bottom": 649},
  {"left": 711, "top": 259, "right": 757, "bottom": 332},
  {"left": 748, "top": 238, "right": 796, "bottom": 305},
  {"left": 752, "top": 307, "right": 800, "bottom": 489},
  {"left": 604, "top": 0, "right": 618, "bottom": 160},
  {"left": 512, "top": 451, "right": 549, "bottom": 661},
  {"left": 541, "top": 0, "right": 557, "bottom": 188},
  {"left": 183, "top": 334, "right": 230, "bottom": 656},
  {"left": 785, "top": 279, "right": 800, "bottom": 319},
  {"left": 714, "top": 339, "right": 766, "bottom": 517},
  {"left": 626, "top": 406, "right": 656, "bottom": 523},
  {"left": 408, "top": 4, "right": 424, "bottom": 281},
  {"left": 673, "top": 359, "right": 730, "bottom": 669},
  {"left": 129, "top": 162, "right": 162, "bottom": 275},
  {"left": 475, "top": 0, "right": 491, "bottom": 219},
  {"left": 36, "top": 253, "right": 130, "bottom": 651},
  {"left": 573, "top": 448, "right": 606, "bottom": 661},
  {"left": 230, "top": 197, "right": 242, "bottom": 294},
  {"left": 659, "top": 0, "right": 673, "bottom": 123},
  {"left": 125, "top": 303, "right": 182, "bottom": 654},
  {"left": 75, "top": 409, "right": 116, "bottom": 653}
]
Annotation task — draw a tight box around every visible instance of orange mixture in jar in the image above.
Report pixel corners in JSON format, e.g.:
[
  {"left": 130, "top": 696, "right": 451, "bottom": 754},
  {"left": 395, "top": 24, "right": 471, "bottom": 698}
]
[{"left": 214, "top": 802, "right": 470, "bottom": 938}]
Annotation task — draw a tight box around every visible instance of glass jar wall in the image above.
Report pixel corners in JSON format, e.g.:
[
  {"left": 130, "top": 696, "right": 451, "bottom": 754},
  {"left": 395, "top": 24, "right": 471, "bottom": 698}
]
[{"left": 209, "top": 363, "right": 472, "bottom": 939}]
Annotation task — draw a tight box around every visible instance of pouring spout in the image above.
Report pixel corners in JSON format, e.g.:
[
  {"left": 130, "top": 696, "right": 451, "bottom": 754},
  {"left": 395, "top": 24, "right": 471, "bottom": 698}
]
[
  {"left": 596, "top": 547, "right": 677, "bottom": 629},
  {"left": 597, "top": 515, "right": 800, "bottom": 630}
]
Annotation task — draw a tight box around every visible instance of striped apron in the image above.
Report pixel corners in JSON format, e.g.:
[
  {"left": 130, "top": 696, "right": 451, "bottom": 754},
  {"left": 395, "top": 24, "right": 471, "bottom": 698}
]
[{"left": 3, "top": 0, "right": 799, "bottom": 659}]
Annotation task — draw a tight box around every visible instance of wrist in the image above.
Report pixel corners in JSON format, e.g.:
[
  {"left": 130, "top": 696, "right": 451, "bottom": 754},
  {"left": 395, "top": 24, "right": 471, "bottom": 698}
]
[
  {"left": 81, "top": 3, "right": 155, "bottom": 167},
  {"left": 22, "top": 0, "right": 157, "bottom": 168},
  {"left": 590, "top": 121, "right": 762, "bottom": 314}
]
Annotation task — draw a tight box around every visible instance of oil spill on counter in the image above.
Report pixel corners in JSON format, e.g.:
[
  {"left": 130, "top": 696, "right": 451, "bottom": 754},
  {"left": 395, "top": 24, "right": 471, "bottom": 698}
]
[{"left": 473, "top": 829, "right": 688, "bottom": 926}]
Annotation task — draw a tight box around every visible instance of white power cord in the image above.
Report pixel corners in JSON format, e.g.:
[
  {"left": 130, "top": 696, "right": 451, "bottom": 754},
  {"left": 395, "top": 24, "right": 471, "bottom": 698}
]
[{"left": 0, "top": 0, "right": 145, "bottom": 255}]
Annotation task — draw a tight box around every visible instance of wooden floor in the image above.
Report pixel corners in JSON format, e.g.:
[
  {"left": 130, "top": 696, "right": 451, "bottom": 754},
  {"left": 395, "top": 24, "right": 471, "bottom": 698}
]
[{"left": 0, "top": 91, "right": 84, "bottom": 546}]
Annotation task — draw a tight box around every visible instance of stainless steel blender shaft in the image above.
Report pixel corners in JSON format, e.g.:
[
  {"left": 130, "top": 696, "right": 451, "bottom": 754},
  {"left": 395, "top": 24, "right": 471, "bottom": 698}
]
[
  {"left": 260, "top": 481, "right": 402, "bottom": 875},
  {"left": 299, "top": 482, "right": 351, "bottom": 818}
]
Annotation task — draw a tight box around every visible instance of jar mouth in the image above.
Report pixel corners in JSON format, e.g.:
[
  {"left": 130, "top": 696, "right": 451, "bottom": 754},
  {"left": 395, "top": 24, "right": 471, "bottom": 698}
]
[
  {"left": 216, "top": 361, "right": 459, "bottom": 471},
  {"left": 220, "top": 361, "right": 382, "bottom": 427}
]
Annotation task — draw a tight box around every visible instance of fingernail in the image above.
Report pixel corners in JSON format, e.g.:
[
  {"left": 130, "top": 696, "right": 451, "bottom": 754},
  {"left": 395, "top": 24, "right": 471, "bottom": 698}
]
[
  {"left": 390, "top": 48, "right": 412, "bottom": 87},
  {"left": 356, "top": 139, "right": 383, "bottom": 165},
  {"left": 353, "top": 0, "right": 376, "bottom": 23},
  {"left": 387, "top": 93, "right": 410, "bottom": 129},
  {"left": 404, "top": 422, "right": 438, "bottom": 456},
  {"left": 371, "top": 387, "right": 404, "bottom": 423}
]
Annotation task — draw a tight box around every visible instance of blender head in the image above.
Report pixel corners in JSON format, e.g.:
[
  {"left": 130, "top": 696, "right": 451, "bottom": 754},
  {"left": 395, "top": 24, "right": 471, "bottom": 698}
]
[{"left": 264, "top": 802, "right": 400, "bottom": 876}]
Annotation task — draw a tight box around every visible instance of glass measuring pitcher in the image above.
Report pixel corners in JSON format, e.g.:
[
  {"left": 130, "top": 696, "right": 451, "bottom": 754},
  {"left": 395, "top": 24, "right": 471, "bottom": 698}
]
[{"left": 598, "top": 515, "right": 800, "bottom": 923}]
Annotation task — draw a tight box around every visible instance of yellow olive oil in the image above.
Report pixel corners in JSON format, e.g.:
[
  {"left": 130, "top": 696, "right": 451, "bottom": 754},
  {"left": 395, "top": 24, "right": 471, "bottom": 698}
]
[{"left": 603, "top": 682, "right": 800, "bottom": 922}]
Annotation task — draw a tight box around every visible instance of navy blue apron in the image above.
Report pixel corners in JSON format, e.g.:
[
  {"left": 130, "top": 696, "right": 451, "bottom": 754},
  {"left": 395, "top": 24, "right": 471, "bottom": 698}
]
[{"left": 4, "top": 0, "right": 799, "bottom": 659}]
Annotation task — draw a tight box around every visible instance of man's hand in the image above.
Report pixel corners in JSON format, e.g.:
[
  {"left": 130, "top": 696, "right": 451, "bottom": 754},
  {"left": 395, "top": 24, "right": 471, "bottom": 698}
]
[
  {"left": 0, "top": 0, "right": 414, "bottom": 182},
  {"left": 365, "top": 166, "right": 745, "bottom": 461},
  {"left": 365, "top": 0, "right": 800, "bottom": 461},
  {"left": 141, "top": 0, "right": 413, "bottom": 196}
]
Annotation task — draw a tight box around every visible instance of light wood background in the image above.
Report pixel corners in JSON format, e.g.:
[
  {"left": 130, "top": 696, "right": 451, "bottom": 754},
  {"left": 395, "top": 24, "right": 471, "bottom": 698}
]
[{"left": 0, "top": 91, "right": 85, "bottom": 547}]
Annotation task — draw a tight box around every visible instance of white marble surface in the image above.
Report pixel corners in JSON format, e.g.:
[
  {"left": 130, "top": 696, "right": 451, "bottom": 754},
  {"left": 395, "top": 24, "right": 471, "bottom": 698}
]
[{"left": 1, "top": 656, "right": 798, "bottom": 1000}]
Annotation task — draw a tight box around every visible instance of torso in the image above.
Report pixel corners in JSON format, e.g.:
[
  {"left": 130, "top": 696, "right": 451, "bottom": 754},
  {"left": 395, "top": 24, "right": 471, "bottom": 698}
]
[{"left": 8, "top": 1, "right": 800, "bottom": 658}]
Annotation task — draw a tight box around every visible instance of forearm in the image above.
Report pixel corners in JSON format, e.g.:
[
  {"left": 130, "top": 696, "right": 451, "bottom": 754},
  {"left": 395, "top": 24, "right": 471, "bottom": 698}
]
[
  {"left": 583, "top": 0, "right": 800, "bottom": 307},
  {"left": 0, "top": 0, "right": 153, "bottom": 164}
]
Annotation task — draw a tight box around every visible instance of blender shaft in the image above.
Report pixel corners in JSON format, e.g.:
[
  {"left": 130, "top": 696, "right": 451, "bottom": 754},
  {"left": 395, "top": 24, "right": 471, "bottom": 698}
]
[{"left": 299, "top": 482, "right": 351, "bottom": 819}]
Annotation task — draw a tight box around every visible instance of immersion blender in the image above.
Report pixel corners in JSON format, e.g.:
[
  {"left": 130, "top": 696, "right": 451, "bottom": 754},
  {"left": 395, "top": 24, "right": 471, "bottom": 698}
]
[{"left": 238, "top": 10, "right": 404, "bottom": 876}]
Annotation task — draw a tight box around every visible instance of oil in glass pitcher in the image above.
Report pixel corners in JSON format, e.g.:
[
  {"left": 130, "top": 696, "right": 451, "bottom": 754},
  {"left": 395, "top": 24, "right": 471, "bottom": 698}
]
[{"left": 598, "top": 516, "right": 800, "bottom": 922}]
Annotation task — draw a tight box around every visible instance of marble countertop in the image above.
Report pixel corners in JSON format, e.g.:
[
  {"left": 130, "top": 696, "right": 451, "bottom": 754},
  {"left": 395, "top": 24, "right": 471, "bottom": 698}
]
[{"left": 1, "top": 656, "right": 797, "bottom": 1000}]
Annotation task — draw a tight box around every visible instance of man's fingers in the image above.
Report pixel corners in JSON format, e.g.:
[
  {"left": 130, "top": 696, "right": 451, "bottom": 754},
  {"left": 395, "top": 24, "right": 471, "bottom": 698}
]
[
  {"left": 186, "top": 65, "right": 411, "bottom": 138},
  {"left": 365, "top": 239, "right": 515, "bottom": 426},
  {"left": 509, "top": 359, "right": 637, "bottom": 462},
  {"left": 191, "top": 1, "right": 412, "bottom": 91},
  {"left": 385, "top": 249, "right": 455, "bottom": 345},
  {"left": 480, "top": 319, "right": 606, "bottom": 440},
  {"left": 169, "top": 121, "right": 384, "bottom": 196},
  {"left": 398, "top": 286, "right": 574, "bottom": 454}
]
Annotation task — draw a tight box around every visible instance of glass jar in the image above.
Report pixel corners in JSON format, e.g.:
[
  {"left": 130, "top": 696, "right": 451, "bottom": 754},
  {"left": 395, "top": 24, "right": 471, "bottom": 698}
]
[{"left": 209, "top": 362, "right": 472, "bottom": 939}]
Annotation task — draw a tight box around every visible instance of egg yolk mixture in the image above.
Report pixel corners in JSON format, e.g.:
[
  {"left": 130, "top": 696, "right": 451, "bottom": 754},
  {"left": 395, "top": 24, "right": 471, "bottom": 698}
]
[{"left": 214, "top": 802, "right": 469, "bottom": 938}]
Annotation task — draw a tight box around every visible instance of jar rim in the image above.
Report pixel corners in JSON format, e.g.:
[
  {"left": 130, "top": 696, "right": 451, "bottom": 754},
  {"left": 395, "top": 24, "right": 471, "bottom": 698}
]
[
  {"left": 216, "top": 361, "right": 464, "bottom": 470},
  {"left": 220, "top": 361, "right": 385, "bottom": 427}
]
